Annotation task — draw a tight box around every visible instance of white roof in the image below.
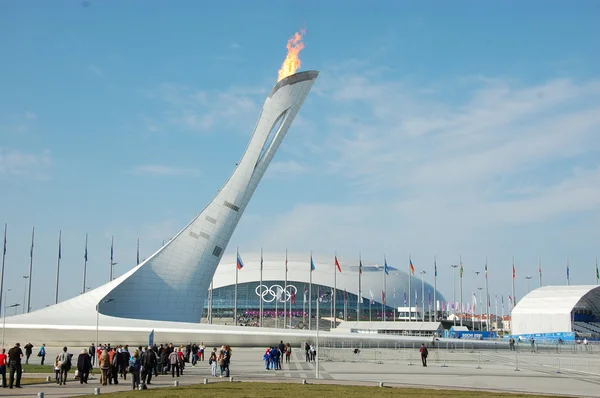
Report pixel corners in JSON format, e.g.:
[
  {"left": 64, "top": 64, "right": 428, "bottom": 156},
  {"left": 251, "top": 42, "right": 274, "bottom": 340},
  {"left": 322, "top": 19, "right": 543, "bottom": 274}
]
[{"left": 511, "top": 285, "right": 600, "bottom": 335}]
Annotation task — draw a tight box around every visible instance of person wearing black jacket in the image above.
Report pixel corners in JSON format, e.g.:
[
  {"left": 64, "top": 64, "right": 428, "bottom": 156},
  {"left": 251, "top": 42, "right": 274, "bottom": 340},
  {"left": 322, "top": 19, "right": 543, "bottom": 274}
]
[
  {"left": 7, "top": 343, "right": 23, "bottom": 389},
  {"left": 77, "top": 349, "right": 92, "bottom": 384},
  {"left": 159, "top": 348, "right": 169, "bottom": 375},
  {"left": 23, "top": 343, "right": 33, "bottom": 365},
  {"left": 141, "top": 347, "right": 156, "bottom": 384}
]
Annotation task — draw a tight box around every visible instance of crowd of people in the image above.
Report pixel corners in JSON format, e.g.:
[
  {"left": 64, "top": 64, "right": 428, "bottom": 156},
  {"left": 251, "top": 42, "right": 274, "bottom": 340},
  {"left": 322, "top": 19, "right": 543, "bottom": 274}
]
[{"left": 263, "top": 341, "right": 292, "bottom": 369}]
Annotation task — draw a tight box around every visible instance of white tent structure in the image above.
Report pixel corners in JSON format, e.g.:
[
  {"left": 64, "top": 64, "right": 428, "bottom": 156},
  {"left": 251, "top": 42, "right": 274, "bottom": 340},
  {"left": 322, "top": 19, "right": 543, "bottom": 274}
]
[{"left": 511, "top": 285, "right": 600, "bottom": 336}]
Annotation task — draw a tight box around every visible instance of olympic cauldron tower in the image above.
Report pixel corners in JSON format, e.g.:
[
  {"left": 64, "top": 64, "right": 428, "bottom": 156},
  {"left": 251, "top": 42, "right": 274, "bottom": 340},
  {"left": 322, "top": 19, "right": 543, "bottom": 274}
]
[{"left": 98, "top": 71, "right": 319, "bottom": 322}]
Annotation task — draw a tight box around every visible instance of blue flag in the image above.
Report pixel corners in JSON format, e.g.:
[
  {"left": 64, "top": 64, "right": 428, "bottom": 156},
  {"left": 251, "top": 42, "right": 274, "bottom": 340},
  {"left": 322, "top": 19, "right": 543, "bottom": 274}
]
[
  {"left": 384, "top": 259, "right": 389, "bottom": 275},
  {"left": 311, "top": 255, "right": 315, "bottom": 271}
]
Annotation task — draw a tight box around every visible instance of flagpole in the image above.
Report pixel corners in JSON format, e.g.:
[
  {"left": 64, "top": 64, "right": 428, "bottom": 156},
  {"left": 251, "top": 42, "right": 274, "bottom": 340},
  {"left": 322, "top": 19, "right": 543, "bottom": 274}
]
[
  {"left": 333, "top": 252, "right": 336, "bottom": 329},
  {"left": 382, "top": 255, "right": 386, "bottom": 322},
  {"left": 596, "top": 257, "right": 599, "bottom": 286},
  {"left": 501, "top": 295, "right": 504, "bottom": 330},
  {"left": 511, "top": 257, "right": 516, "bottom": 310},
  {"left": 408, "top": 255, "right": 412, "bottom": 322},
  {"left": 316, "top": 288, "right": 320, "bottom": 379},
  {"left": 27, "top": 227, "right": 34, "bottom": 313},
  {"left": 344, "top": 290, "right": 347, "bottom": 321},
  {"left": 459, "top": 256, "right": 463, "bottom": 327},
  {"left": 485, "top": 257, "right": 490, "bottom": 332},
  {"left": 494, "top": 294, "right": 498, "bottom": 332},
  {"left": 309, "top": 251, "right": 312, "bottom": 330},
  {"left": 136, "top": 238, "right": 140, "bottom": 265},
  {"left": 567, "top": 257, "right": 570, "bottom": 286},
  {"left": 110, "top": 235, "right": 115, "bottom": 282},
  {"left": 284, "top": 249, "right": 288, "bottom": 329},
  {"left": 0, "top": 223, "right": 7, "bottom": 317},
  {"left": 357, "top": 252, "right": 362, "bottom": 322},
  {"left": 234, "top": 246, "right": 238, "bottom": 326},
  {"left": 55, "top": 230, "right": 62, "bottom": 304},
  {"left": 433, "top": 256, "right": 437, "bottom": 322},
  {"left": 209, "top": 278, "right": 213, "bottom": 324},
  {"left": 259, "top": 247, "right": 263, "bottom": 328},
  {"left": 539, "top": 255, "right": 542, "bottom": 288},
  {"left": 82, "top": 233, "right": 88, "bottom": 294}
]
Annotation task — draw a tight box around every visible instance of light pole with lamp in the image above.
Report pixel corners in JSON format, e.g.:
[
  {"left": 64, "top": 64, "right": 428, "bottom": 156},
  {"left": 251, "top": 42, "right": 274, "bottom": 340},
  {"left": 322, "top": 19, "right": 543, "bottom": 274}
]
[
  {"left": 451, "top": 265, "right": 458, "bottom": 325},
  {"left": 96, "top": 298, "right": 114, "bottom": 355},
  {"left": 2, "top": 303, "right": 20, "bottom": 349},
  {"left": 477, "top": 287, "right": 483, "bottom": 331},
  {"left": 22, "top": 276, "right": 29, "bottom": 314},
  {"left": 2, "top": 288, "right": 13, "bottom": 348},
  {"left": 420, "top": 271, "right": 426, "bottom": 323},
  {"left": 525, "top": 276, "right": 532, "bottom": 294}
]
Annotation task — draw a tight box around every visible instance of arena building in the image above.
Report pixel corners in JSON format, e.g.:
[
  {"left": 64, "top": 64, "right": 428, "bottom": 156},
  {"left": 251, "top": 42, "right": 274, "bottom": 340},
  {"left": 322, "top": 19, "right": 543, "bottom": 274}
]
[{"left": 205, "top": 252, "right": 446, "bottom": 327}]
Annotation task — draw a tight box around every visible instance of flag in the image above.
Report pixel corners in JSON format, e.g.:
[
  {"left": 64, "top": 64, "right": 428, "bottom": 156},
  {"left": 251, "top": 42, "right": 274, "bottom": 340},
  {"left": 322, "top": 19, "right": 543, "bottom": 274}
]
[
  {"left": 335, "top": 256, "right": 342, "bottom": 272},
  {"left": 382, "top": 290, "right": 385, "bottom": 302},
  {"left": 303, "top": 287, "right": 308, "bottom": 303},
  {"left": 434, "top": 259, "right": 437, "bottom": 277},
  {"left": 311, "top": 255, "right": 315, "bottom": 271},
  {"left": 285, "top": 250, "right": 288, "bottom": 272},
  {"left": 472, "top": 292, "right": 477, "bottom": 306},
  {"left": 276, "top": 286, "right": 284, "bottom": 302},
  {"left": 384, "top": 259, "right": 389, "bottom": 275},
  {"left": 369, "top": 289, "right": 374, "bottom": 305},
  {"left": 512, "top": 263, "right": 516, "bottom": 279},
  {"left": 30, "top": 230, "right": 34, "bottom": 258},
  {"left": 291, "top": 289, "right": 296, "bottom": 304},
  {"left": 460, "top": 261, "right": 464, "bottom": 278},
  {"left": 502, "top": 295, "right": 504, "bottom": 305},
  {"left": 110, "top": 238, "right": 114, "bottom": 262},
  {"left": 567, "top": 263, "right": 570, "bottom": 281},
  {"left": 484, "top": 262, "right": 488, "bottom": 279},
  {"left": 393, "top": 288, "right": 396, "bottom": 299},
  {"left": 260, "top": 251, "right": 263, "bottom": 271},
  {"left": 236, "top": 252, "right": 244, "bottom": 270},
  {"left": 318, "top": 288, "right": 323, "bottom": 302},
  {"left": 403, "top": 289, "right": 407, "bottom": 306},
  {"left": 136, "top": 238, "right": 140, "bottom": 265},
  {"left": 596, "top": 258, "right": 599, "bottom": 280},
  {"left": 415, "top": 288, "right": 418, "bottom": 303},
  {"left": 508, "top": 295, "right": 513, "bottom": 304},
  {"left": 409, "top": 259, "right": 415, "bottom": 275},
  {"left": 84, "top": 240, "right": 88, "bottom": 262},
  {"left": 359, "top": 259, "right": 363, "bottom": 275},
  {"left": 58, "top": 233, "right": 62, "bottom": 260}
]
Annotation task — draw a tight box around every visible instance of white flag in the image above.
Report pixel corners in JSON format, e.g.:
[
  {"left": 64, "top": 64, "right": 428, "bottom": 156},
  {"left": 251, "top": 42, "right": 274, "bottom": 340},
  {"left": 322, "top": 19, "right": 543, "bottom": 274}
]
[
  {"left": 472, "top": 292, "right": 477, "bottom": 306},
  {"left": 276, "top": 286, "right": 284, "bottom": 302}
]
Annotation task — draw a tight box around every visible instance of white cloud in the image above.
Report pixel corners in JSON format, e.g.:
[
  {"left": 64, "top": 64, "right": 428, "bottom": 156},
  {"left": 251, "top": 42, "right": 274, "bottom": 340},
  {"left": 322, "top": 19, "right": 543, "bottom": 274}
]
[
  {"left": 0, "top": 147, "right": 52, "bottom": 179},
  {"left": 129, "top": 164, "right": 201, "bottom": 177}
]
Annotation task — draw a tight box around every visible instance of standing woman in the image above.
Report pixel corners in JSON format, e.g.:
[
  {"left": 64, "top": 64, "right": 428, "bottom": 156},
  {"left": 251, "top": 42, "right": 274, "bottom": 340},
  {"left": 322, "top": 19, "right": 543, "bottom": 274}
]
[
  {"left": 77, "top": 349, "right": 92, "bottom": 384},
  {"left": 128, "top": 350, "right": 141, "bottom": 390},
  {"left": 285, "top": 343, "right": 292, "bottom": 363},
  {"left": 98, "top": 349, "right": 110, "bottom": 386}
]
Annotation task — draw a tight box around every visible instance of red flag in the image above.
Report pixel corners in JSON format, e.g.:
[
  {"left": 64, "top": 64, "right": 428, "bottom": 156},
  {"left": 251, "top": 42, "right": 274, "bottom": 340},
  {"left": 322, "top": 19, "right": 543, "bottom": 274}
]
[
  {"left": 335, "top": 256, "right": 342, "bottom": 272},
  {"left": 290, "top": 290, "right": 296, "bottom": 304},
  {"left": 512, "top": 264, "right": 516, "bottom": 279}
]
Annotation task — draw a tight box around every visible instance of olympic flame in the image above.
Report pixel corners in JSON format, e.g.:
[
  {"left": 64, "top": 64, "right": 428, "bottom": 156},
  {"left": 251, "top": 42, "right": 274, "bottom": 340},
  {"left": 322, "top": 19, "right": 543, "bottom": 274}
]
[{"left": 277, "top": 30, "right": 305, "bottom": 82}]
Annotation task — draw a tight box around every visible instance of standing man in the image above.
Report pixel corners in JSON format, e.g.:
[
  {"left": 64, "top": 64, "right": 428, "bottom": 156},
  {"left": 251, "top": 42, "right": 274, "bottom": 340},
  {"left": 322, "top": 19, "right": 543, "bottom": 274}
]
[
  {"left": 8, "top": 342, "right": 23, "bottom": 389},
  {"left": 38, "top": 344, "right": 46, "bottom": 365},
  {"left": 142, "top": 346, "right": 156, "bottom": 384},
  {"left": 0, "top": 348, "right": 7, "bottom": 388},
  {"left": 88, "top": 343, "right": 96, "bottom": 367},
  {"left": 419, "top": 343, "right": 428, "bottom": 367},
  {"left": 58, "top": 346, "right": 71, "bottom": 385},
  {"left": 24, "top": 343, "right": 33, "bottom": 364}
]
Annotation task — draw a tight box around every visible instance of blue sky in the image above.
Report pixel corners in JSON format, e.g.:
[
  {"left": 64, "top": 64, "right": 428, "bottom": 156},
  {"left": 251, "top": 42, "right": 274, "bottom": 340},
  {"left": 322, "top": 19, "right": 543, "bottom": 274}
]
[{"left": 1, "top": 1, "right": 599, "bottom": 312}]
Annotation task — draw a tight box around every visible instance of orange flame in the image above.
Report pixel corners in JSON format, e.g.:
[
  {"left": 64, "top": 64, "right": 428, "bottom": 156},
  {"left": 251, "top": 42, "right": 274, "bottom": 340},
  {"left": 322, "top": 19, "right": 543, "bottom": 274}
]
[{"left": 277, "top": 30, "right": 305, "bottom": 82}]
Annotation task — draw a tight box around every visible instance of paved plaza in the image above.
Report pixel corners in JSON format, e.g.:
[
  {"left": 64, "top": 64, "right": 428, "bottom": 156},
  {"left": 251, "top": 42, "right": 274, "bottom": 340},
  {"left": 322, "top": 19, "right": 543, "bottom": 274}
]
[{"left": 5, "top": 345, "right": 600, "bottom": 397}]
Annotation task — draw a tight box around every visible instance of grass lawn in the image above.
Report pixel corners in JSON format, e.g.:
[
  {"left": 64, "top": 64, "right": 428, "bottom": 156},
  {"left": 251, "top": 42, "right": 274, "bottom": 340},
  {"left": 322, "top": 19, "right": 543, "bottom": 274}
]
[
  {"left": 22, "top": 363, "right": 55, "bottom": 373},
  {"left": 99, "top": 382, "right": 570, "bottom": 397},
  {"left": 20, "top": 378, "right": 51, "bottom": 385}
]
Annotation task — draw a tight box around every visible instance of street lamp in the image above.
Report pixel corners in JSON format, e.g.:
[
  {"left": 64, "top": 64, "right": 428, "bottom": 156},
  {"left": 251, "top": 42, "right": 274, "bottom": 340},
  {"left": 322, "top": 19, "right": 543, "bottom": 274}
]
[
  {"left": 525, "top": 276, "right": 532, "bottom": 293},
  {"left": 420, "top": 271, "right": 426, "bottom": 323},
  {"left": 22, "top": 276, "right": 29, "bottom": 314},
  {"left": 451, "top": 265, "right": 459, "bottom": 325},
  {"left": 96, "top": 298, "right": 114, "bottom": 355}
]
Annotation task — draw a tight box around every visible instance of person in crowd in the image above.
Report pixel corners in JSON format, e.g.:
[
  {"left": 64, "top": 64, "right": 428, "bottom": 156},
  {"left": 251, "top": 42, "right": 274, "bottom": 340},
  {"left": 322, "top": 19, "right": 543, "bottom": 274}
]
[
  {"left": 141, "top": 345, "right": 156, "bottom": 384},
  {"left": 509, "top": 337, "right": 515, "bottom": 351},
  {"left": 169, "top": 348, "right": 180, "bottom": 378},
  {"left": 53, "top": 355, "right": 61, "bottom": 384},
  {"left": 305, "top": 342, "right": 311, "bottom": 362},
  {"left": 107, "top": 348, "right": 116, "bottom": 385},
  {"left": 77, "top": 349, "right": 92, "bottom": 384},
  {"left": 178, "top": 345, "right": 185, "bottom": 375},
  {"left": 119, "top": 345, "right": 131, "bottom": 380},
  {"left": 129, "top": 350, "right": 141, "bottom": 391},
  {"left": 285, "top": 343, "right": 292, "bottom": 363},
  {"left": 530, "top": 338, "right": 536, "bottom": 353},
  {"left": 185, "top": 343, "right": 192, "bottom": 363},
  {"left": 58, "top": 346, "right": 71, "bottom": 385},
  {"left": 209, "top": 347, "right": 218, "bottom": 377},
  {"left": 160, "top": 346, "right": 169, "bottom": 375},
  {"left": 217, "top": 345, "right": 228, "bottom": 377},
  {"left": 24, "top": 343, "right": 33, "bottom": 365},
  {"left": 199, "top": 342, "right": 206, "bottom": 361},
  {"left": 419, "top": 343, "right": 428, "bottom": 367},
  {"left": 0, "top": 348, "right": 7, "bottom": 388},
  {"left": 191, "top": 343, "right": 198, "bottom": 366},
  {"left": 88, "top": 343, "right": 96, "bottom": 367},
  {"left": 38, "top": 344, "right": 46, "bottom": 365},
  {"left": 310, "top": 343, "right": 316, "bottom": 361},
  {"left": 263, "top": 347, "right": 271, "bottom": 370},
  {"left": 99, "top": 349, "right": 110, "bottom": 386}
]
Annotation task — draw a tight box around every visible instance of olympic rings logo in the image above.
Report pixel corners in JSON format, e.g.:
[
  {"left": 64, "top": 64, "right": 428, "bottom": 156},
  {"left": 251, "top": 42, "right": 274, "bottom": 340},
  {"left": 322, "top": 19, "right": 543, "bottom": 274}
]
[{"left": 254, "top": 284, "right": 298, "bottom": 303}]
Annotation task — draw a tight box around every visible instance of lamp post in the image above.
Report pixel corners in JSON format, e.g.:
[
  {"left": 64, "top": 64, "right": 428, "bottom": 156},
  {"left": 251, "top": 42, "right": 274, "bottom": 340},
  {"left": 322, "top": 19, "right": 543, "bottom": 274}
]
[
  {"left": 525, "top": 276, "right": 532, "bottom": 294},
  {"left": 96, "top": 298, "right": 114, "bottom": 355},
  {"left": 420, "top": 271, "right": 426, "bottom": 323},
  {"left": 22, "top": 276, "right": 29, "bottom": 314},
  {"left": 477, "top": 287, "right": 483, "bottom": 331},
  {"left": 451, "top": 265, "right": 458, "bottom": 325},
  {"left": 2, "top": 288, "right": 14, "bottom": 348}
]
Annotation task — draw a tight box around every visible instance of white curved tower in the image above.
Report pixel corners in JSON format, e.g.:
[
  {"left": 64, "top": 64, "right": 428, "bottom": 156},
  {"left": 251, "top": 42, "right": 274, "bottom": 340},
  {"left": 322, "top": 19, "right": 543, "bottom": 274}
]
[
  {"left": 4, "top": 71, "right": 318, "bottom": 327},
  {"left": 100, "top": 71, "right": 319, "bottom": 322}
]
